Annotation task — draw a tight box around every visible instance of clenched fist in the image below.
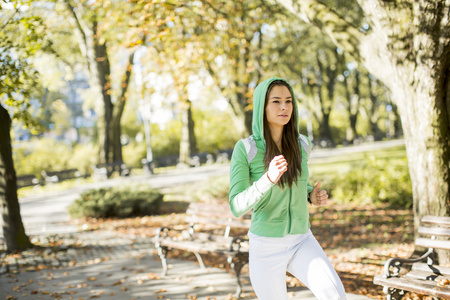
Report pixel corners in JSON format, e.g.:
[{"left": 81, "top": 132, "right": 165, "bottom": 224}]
[
  {"left": 267, "top": 155, "right": 288, "bottom": 183},
  {"left": 310, "top": 182, "right": 329, "bottom": 206}
]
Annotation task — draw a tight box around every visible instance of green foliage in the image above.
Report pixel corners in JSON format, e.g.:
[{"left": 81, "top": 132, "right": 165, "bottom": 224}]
[
  {"left": 193, "top": 109, "right": 239, "bottom": 153},
  {"left": 122, "top": 141, "right": 146, "bottom": 168},
  {"left": 120, "top": 101, "right": 144, "bottom": 142},
  {"left": 329, "top": 156, "right": 412, "bottom": 208},
  {"left": 68, "top": 184, "right": 164, "bottom": 218},
  {"left": 150, "top": 120, "right": 181, "bottom": 157},
  {"left": 70, "top": 143, "right": 99, "bottom": 175},
  {"left": 190, "top": 175, "right": 230, "bottom": 202},
  {"left": 329, "top": 110, "right": 349, "bottom": 145},
  {"left": 13, "top": 138, "right": 98, "bottom": 177},
  {"left": 0, "top": 2, "right": 52, "bottom": 127},
  {"left": 13, "top": 138, "right": 72, "bottom": 178}
]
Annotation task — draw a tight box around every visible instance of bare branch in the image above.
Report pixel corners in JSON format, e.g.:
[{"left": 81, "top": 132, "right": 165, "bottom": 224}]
[
  {"left": 62, "top": 0, "right": 88, "bottom": 59},
  {"left": 276, "top": 0, "right": 365, "bottom": 60}
]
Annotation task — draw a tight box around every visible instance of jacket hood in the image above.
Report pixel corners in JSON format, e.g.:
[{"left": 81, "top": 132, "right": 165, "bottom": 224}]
[{"left": 252, "top": 77, "right": 299, "bottom": 140}]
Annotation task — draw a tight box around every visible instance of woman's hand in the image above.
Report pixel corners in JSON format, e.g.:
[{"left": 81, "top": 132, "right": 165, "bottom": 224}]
[
  {"left": 310, "top": 182, "right": 329, "bottom": 206},
  {"left": 267, "top": 155, "right": 288, "bottom": 183}
]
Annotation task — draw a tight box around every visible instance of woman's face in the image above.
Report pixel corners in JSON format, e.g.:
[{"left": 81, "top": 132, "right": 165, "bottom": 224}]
[{"left": 265, "top": 85, "right": 293, "bottom": 129}]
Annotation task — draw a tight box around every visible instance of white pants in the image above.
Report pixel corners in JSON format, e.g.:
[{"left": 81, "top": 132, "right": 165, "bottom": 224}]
[{"left": 248, "top": 229, "right": 346, "bottom": 300}]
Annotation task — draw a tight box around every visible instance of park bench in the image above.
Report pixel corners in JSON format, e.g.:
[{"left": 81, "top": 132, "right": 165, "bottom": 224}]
[
  {"left": 16, "top": 174, "right": 40, "bottom": 188},
  {"left": 92, "top": 161, "right": 131, "bottom": 179},
  {"left": 154, "top": 201, "right": 251, "bottom": 298},
  {"left": 41, "top": 169, "right": 83, "bottom": 184},
  {"left": 16, "top": 169, "right": 83, "bottom": 188},
  {"left": 374, "top": 215, "right": 450, "bottom": 300}
]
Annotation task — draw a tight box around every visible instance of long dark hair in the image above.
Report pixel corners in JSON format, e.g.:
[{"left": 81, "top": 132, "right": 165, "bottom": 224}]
[{"left": 263, "top": 80, "right": 302, "bottom": 189}]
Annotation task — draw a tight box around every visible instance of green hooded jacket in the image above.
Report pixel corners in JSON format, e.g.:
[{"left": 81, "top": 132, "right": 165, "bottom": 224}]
[{"left": 229, "top": 77, "right": 314, "bottom": 237}]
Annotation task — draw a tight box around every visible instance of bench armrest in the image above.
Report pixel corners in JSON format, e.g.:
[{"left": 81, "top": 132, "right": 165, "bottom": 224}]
[
  {"left": 154, "top": 227, "right": 172, "bottom": 245},
  {"left": 383, "top": 248, "right": 435, "bottom": 278},
  {"left": 154, "top": 225, "right": 194, "bottom": 245}
]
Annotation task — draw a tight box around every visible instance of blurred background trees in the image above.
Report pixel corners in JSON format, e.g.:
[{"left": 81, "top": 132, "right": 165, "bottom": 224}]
[{"left": 3, "top": 0, "right": 401, "bottom": 178}]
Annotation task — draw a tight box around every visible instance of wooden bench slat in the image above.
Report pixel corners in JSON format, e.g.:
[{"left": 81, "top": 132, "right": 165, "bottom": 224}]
[
  {"left": 412, "top": 263, "right": 450, "bottom": 276},
  {"left": 419, "top": 226, "right": 450, "bottom": 236},
  {"left": 190, "top": 232, "right": 233, "bottom": 243},
  {"left": 374, "top": 274, "right": 450, "bottom": 299},
  {"left": 421, "top": 215, "right": 450, "bottom": 227},
  {"left": 406, "top": 270, "right": 450, "bottom": 281},
  {"left": 160, "top": 240, "right": 230, "bottom": 254},
  {"left": 415, "top": 238, "right": 450, "bottom": 250},
  {"left": 160, "top": 238, "right": 248, "bottom": 254}
]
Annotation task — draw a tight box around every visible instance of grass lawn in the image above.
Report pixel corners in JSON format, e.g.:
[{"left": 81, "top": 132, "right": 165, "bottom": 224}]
[{"left": 309, "top": 145, "right": 407, "bottom": 176}]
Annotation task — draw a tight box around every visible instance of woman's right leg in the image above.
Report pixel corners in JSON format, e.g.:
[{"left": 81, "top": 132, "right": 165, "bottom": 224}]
[
  {"left": 287, "top": 232, "right": 346, "bottom": 300},
  {"left": 249, "top": 237, "right": 290, "bottom": 300}
]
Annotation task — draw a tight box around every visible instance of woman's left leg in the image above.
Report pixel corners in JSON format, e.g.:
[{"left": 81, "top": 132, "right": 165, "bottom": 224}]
[{"left": 287, "top": 230, "right": 347, "bottom": 300}]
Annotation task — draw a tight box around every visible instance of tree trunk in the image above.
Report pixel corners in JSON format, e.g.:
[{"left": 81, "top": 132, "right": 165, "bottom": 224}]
[
  {"left": 314, "top": 52, "right": 335, "bottom": 146},
  {"left": 179, "top": 100, "right": 197, "bottom": 165},
  {"left": 391, "top": 102, "right": 403, "bottom": 138},
  {"left": 367, "top": 75, "right": 383, "bottom": 141},
  {"left": 236, "top": 90, "right": 253, "bottom": 136},
  {"left": 310, "top": 81, "right": 333, "bottom": 145},
  {"left": 319, "top": 111, "right": 334, "bottom": 146},
  {"left": 94, "top": 31, "right": 113, "bottom": 164},
  {"left": 343, "top": 73, "right": 359, "bottom": 143},
  {"left": 394, "top": 73, "right": 449, "bottom": 236},
  {"left": 111, "top": 51, "right": 135, "bottom": 163},
  {"left": 0, "top": 104, "right": 32, "bottom": 252},
  {"left": 64, "top": 4, "right": 113, "bottom": 165}
]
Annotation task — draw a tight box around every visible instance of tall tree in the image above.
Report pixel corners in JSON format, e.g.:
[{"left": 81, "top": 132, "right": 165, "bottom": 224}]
[
  {"left": 342, "top": 67, "right": 362, "bottom": 143},
  {"left": 311, "top": 48, "right": 341, "bottom": 146},
  {"left": 58, "top": 0, "right": 137, "bottom": 168},
  {"left": 179, "top": 100, "right": 197, "bottom": 165},
  {"left": 366, "top": 74, "right": 385, "bottom": 141},
  {"left": 0, "top": 107, "right": 31, "bottom": 252},
  {"left": 0, "top": 0, "right": 51, "bottom": 251},
  {"left": 277, "top": 0, "right": 450, "bottom": 258}
]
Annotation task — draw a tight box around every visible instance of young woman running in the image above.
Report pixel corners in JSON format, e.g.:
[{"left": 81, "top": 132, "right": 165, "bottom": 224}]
[{"left": 229, "top": 77, "right": 346, "bottom": 300}]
